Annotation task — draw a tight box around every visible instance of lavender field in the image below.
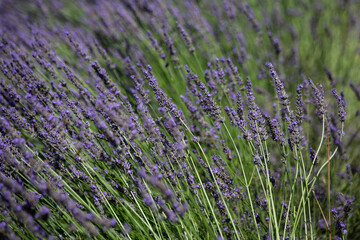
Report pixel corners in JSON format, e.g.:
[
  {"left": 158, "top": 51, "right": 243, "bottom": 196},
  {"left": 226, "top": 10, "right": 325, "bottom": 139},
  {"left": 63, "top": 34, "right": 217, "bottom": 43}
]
[{"left": 0, "top": 0, "right": 359, "bottom": 239}]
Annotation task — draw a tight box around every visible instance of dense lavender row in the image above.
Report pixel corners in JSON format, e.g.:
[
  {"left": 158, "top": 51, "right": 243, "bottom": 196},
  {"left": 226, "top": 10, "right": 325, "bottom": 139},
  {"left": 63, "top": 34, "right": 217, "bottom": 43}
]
[{"left": 0, "top": 0, "right": 359, "bottom": 239}]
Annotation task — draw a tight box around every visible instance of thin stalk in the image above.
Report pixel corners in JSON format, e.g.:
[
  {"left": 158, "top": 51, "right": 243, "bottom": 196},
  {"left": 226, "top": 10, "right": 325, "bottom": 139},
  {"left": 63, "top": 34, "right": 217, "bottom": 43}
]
[
  {"left": 306, "top": 116, "right": 326, "bottom": 181},
  {"left": 262, "top": 141, "right": 280, "bottom": 240},
  {"left": 223, "top": 123, "right": 261, "bottom": 240},
  {"left": 326, "top": 118, "right": 332, "bottom": 240},
  {"left": 247, "top": 141, "right": 274, "bottom": 240},
  {"left": 196, "top": 142, "right": 243, "bottom": 240},
  {"left": 299, "top": 150, "right": 314, "bottom": 240},
  {"left": 188, "top": 154, "right": 224, "bottom": 238},
  {"left": 313, "top": 190, "right": 329, "bottom": 230},
  {"left": 282, "top": 157, "right": 299, "bottom": 239},
  {"left": 178, "top": 117, "right": 242, "bottom": 239}
]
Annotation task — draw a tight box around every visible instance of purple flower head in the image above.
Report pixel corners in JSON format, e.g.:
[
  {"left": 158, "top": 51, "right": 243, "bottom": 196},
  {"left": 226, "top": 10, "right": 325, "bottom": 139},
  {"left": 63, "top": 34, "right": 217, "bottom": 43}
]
[
  {"left": 309, "top": 79, "right": 327, "bottom": 118},
  {"left": 176, "top": 21, "right": 195, "bottom": 53},
  {"left": 349, "top": 82, "right": 360, "bottom": 100},
  {"left": 295, "top": 84, "right": 305, "bottom": 124},
  {"left": 266, "top": 63, "right": 290, "bottom": 108},
  {"left": 324, "top": 67, "right": 336, "bottom": 86},
  {"left": 332, "top": 88, "right": 346, "bottom": 122}
]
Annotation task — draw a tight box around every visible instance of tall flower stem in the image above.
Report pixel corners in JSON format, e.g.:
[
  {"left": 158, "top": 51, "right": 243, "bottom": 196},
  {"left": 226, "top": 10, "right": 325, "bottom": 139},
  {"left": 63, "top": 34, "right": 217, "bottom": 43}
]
[{"left": 223, "top": 123, "right": 261, "bottom": 240}]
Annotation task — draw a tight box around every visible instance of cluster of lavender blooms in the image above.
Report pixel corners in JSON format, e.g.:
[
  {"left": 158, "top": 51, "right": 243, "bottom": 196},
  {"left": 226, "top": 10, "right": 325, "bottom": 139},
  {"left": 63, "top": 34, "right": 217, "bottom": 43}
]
[{"left": 0, "top": 0, "right": 359, "bottom": 239}]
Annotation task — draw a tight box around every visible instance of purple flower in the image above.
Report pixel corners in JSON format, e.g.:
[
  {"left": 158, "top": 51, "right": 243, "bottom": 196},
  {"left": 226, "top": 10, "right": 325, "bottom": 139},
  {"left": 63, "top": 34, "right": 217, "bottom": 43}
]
[
  {"left": 266, "top": 63, "right": 290, "bottom": 108},
  {"left": 295, "top": 84, "right": 305, "bottom": 125},
  {"left": 147, "top": 30, "right": 166, "bottom": 59},
  {"left": 324, "top": 67, "right": 336, "bottom": 86},
  {"left": 246, "top": 77, "right": 267, "bottom": 141},
  {"left": 349, "top": 82, "right": 360, "bottom": 101},
  {"left": 332, "top": 88, "right": 346, "bottom": 122},
  {"left": 264, "top": 115, "right": 285, "bottom": 146},
  {"left": 176, "top": 21, "right": 195, "bottom": 53},
  {"left": 309, "top": 79, "right": 327, "bottom": 118}
]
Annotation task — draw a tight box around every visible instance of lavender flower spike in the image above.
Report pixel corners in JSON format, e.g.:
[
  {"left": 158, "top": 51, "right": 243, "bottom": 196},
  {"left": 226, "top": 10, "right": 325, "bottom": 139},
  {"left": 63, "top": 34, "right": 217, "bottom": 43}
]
[{"left": 332, "top": 88, "right": 346, "bottom": 122}]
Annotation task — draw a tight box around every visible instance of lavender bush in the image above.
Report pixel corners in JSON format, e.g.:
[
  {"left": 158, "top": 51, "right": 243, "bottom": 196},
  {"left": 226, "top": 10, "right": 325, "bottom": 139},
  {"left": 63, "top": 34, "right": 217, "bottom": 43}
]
[{"left": 0, "top": 0, "right": 359, "bottom": 239}]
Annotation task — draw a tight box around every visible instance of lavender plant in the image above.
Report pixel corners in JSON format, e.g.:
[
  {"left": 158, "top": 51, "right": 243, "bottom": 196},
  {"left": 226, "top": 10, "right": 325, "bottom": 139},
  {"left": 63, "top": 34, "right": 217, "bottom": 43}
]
[{"left": 0, "top": 0, "right": 359, "bottom": 239}]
